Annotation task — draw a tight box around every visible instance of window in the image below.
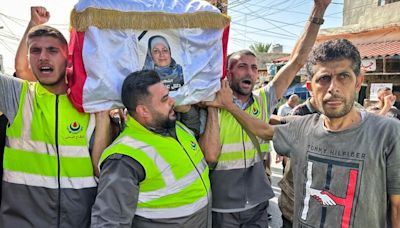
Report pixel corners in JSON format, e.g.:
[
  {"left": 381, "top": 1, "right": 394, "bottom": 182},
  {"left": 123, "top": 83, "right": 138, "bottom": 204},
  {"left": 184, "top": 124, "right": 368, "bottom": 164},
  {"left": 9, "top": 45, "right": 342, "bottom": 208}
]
[
  {"left": 379, "top": 0, "right": 400, "bottom": 6},
  {"left": 375, "top": 58, "right": 384, "bottom": 72},
  {"left": 386, "top": 55, "right": 400, "bottom": 73}
]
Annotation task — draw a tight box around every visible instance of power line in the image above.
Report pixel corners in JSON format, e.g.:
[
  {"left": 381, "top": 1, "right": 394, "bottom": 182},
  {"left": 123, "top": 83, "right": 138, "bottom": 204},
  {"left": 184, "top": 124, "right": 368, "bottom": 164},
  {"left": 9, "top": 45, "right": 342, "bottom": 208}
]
[
  {"left": 231, "top": 1, "right": 311, "bottom": 16},
  {"left": 0, "top": 17, "right": 17, "bottom": 38},
  {"left": 230, "top": 0, "right": 375, "bottom": 47},
  {"left": 0, "top": 39, "right": 15, "bottom": 54},
  {"left": 229, "top": 6, "right": 306, "bottom": 30},
  {"left": 0, "top": 12, "right": 26, "bottom": 27},
  {"left": 232, "top": 20, "right": 298, "bottom": 39},
  {"left": 228, "top": 0, "right": 342, "bottom": 41},
  {"left": 327, "top": 1, "right": 375, "bottom": 17},
  {"left": 227, "top": 0, "right": 343, "bottom": 51},
  {"left": 239, "top": 3, "right": 299, "bottom": 37},
  {"left": 0, "top": 33, "right": 20, "bottom": 41}
]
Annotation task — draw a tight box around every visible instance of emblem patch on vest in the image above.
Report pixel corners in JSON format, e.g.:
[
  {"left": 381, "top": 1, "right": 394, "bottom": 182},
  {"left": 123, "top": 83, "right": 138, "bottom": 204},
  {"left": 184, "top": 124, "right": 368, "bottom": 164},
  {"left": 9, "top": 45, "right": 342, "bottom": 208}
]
[
  {"left": 252, "top": 107, "right": 259, "bottom": 116},
  {"left": 190, "top": 141, "right": 197, "bottom": 150},
  {"left": 68, "top": 121, "right": 82, "bottom": 134}
]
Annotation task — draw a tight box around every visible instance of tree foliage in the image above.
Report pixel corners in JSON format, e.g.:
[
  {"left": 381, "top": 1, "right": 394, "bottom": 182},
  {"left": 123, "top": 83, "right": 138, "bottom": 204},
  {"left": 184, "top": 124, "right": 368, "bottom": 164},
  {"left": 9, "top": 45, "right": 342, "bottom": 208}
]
[{"left": 249, "top": 42, "right": 272, "bottom": 53}]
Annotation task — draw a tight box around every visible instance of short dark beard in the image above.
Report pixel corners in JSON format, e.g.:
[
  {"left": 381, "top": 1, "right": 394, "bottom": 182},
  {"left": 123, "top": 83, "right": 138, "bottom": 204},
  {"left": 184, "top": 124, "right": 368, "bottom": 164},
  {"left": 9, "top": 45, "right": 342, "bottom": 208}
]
[
  {"left": 149, "top": 106, "right": 176, "bottom": 130},
  {"left": 321, "top": 94, "right": 355, "bottom": 119},
  {"left": 230, "top": 78, "right": 253, "bottom": 96},
  {"left": 155, "top": 116, "right": 176, "bottom": 129}
]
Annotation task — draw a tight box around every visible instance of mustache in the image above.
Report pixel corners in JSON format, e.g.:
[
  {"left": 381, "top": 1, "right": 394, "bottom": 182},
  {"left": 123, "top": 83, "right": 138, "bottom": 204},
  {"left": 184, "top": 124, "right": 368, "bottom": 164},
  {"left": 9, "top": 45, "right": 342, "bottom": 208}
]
[
  {"left": 323, "top": 94, "right": 344, "bottom": 102},
  {"left": 240, "top": 76, "right": 253, "bottom": 83},
  {"left": 241, "top": 75, "right": 252, "bottom": 80}
]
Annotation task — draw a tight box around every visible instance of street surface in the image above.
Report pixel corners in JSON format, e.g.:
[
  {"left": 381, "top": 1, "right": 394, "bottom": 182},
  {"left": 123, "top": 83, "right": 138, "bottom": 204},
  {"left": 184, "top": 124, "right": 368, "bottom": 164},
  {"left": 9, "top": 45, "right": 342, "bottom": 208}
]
[{"left": 268, "top": 151, "right": 284, "bottom": 228}]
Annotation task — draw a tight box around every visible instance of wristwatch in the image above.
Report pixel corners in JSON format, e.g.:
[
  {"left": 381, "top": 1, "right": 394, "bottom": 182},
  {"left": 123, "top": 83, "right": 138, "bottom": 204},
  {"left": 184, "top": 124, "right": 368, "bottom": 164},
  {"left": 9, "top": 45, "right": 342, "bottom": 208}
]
[{"left": 309, "top": 16, "right": 324, "bottom": 25}]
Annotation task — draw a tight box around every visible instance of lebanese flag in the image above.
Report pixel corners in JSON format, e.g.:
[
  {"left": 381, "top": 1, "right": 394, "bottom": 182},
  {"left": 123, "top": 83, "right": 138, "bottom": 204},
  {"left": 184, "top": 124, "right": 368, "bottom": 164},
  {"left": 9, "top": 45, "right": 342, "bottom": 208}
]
[{"left": 68, "top": 0, "right": 230, "bottom": 113}]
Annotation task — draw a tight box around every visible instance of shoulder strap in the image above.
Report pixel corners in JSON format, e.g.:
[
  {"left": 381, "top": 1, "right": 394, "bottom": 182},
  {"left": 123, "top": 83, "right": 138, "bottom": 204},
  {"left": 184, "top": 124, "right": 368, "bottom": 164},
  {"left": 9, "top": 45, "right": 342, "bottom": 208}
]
[
  {"left": 242, "top": 92, "right": 267, "bottom": 157},
  {"left": 242, "top": 126, "right": 262, "bottom": 155}
]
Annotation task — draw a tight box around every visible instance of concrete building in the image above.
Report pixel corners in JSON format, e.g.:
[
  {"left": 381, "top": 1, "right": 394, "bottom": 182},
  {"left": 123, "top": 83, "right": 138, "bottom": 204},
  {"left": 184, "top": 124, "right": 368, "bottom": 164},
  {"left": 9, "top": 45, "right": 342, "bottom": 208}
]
[
  {"left": 317, "top": 0, "right": 400, "bottom": 107},
  {"left": 256, "top": 52, "right": 290, "bottom": 82}
]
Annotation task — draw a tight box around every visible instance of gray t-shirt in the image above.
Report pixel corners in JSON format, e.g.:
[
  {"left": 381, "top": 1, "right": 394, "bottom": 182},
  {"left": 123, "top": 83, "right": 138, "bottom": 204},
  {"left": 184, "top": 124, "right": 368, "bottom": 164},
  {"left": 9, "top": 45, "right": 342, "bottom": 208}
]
[
  {"left": 273, "top": 112, "right": 400, "bottom": 228},
  {"left": 0, "top": 74, "right": 23, "bottom": 124}
]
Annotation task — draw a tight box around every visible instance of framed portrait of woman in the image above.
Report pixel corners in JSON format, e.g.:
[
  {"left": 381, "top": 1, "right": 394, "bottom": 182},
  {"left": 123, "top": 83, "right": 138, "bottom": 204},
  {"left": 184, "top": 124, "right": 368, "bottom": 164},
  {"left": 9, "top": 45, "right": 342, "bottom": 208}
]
[{"left": 139, "top": 32, "right": 184, "bottom": 92}]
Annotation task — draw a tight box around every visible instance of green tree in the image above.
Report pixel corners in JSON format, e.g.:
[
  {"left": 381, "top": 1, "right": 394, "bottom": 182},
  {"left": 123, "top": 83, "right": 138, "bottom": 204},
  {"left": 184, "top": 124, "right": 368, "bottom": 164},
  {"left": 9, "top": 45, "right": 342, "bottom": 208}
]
[{"left": 249, "top": 42, "right": 271, "bottom": 53}]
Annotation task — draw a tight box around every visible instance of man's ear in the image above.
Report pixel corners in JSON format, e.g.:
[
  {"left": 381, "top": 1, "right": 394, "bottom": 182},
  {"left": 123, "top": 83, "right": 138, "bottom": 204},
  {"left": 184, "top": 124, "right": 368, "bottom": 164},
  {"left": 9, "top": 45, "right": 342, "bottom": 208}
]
[
  {"left": 135, "top": 104, "right": 150, "bottom": 119},
  {"left": 355, "top": 73, "right": 364, "bottom": 92},
  {"left": 226, "top": 70, "right": 232, "bottom": 81},
  {"left": 306, "top": 81, "right": 314, "bottom": 97}
]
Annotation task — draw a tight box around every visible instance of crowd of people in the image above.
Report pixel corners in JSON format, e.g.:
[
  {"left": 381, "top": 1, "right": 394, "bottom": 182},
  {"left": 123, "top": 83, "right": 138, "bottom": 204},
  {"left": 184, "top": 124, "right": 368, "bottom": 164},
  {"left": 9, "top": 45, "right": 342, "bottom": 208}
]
[{"left": 0, "top": 0, "right": 399, "bottom": 227}]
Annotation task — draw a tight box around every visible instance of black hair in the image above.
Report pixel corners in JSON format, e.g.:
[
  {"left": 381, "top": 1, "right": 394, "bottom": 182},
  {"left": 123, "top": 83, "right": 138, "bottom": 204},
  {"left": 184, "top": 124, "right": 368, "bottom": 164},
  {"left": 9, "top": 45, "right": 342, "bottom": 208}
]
[
  {"left": 121, "top": 70, "right": 161, "bottom": 115},
  {"left": 306, "top": 39, "right": 361, "bottom": 78},
  {"left": 227, "top": 49, "right": 256, "bottom": 70},
  {"left": 27, "top": 25, "right": 68, "bottom": 47}
]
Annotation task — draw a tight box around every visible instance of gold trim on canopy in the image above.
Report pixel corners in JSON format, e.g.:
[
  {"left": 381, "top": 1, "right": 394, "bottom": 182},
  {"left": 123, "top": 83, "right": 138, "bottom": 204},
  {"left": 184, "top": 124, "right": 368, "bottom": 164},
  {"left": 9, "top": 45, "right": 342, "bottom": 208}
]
[{"left": 71, "top": 8, "right": 230, "bottom": 31}]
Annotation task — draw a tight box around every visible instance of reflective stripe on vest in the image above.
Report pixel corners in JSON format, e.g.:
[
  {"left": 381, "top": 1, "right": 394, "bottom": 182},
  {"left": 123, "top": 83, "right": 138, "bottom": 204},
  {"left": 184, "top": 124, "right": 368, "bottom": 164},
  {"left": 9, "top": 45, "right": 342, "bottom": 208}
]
[
  {"left": 3, "top": 82, "right": 97, "bottom": 189},
  {"left": 7, "top": 138, "right": 91, "bottom": 157},
  {"left": 100, "top": 118, "right": 210, "bottom": 219},
  {"left": 216, "top": 89, "right": 269, "bottom": 171},
  {"left": 213, "top": 152, "right": 263, "bottom": 170},
  {"left": 3, "top": 170, "right": 97, "bottom": 189},
  {"left": 136, "top": 195, "right": 209, "bottom": 219}
]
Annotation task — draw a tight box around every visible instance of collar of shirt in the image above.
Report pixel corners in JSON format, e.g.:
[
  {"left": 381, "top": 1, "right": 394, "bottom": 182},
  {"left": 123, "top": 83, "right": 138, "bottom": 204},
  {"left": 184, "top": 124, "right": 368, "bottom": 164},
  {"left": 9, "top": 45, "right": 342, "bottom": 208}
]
[
  {"left": 233, "top": 95, "right": 254, "bottom": 110},
  {"left": 305, "top": 98, "right": 320, "bottom": 114},
  {"left": 146, "top": 126, "right": 177, "bottom": 139}
]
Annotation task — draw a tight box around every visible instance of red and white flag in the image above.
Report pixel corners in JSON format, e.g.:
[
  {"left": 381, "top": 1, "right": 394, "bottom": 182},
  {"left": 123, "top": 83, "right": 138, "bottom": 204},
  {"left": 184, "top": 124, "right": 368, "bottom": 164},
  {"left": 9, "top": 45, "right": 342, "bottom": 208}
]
[{"left": 68, "top": 0, "right": 230, "bottom": 112}]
